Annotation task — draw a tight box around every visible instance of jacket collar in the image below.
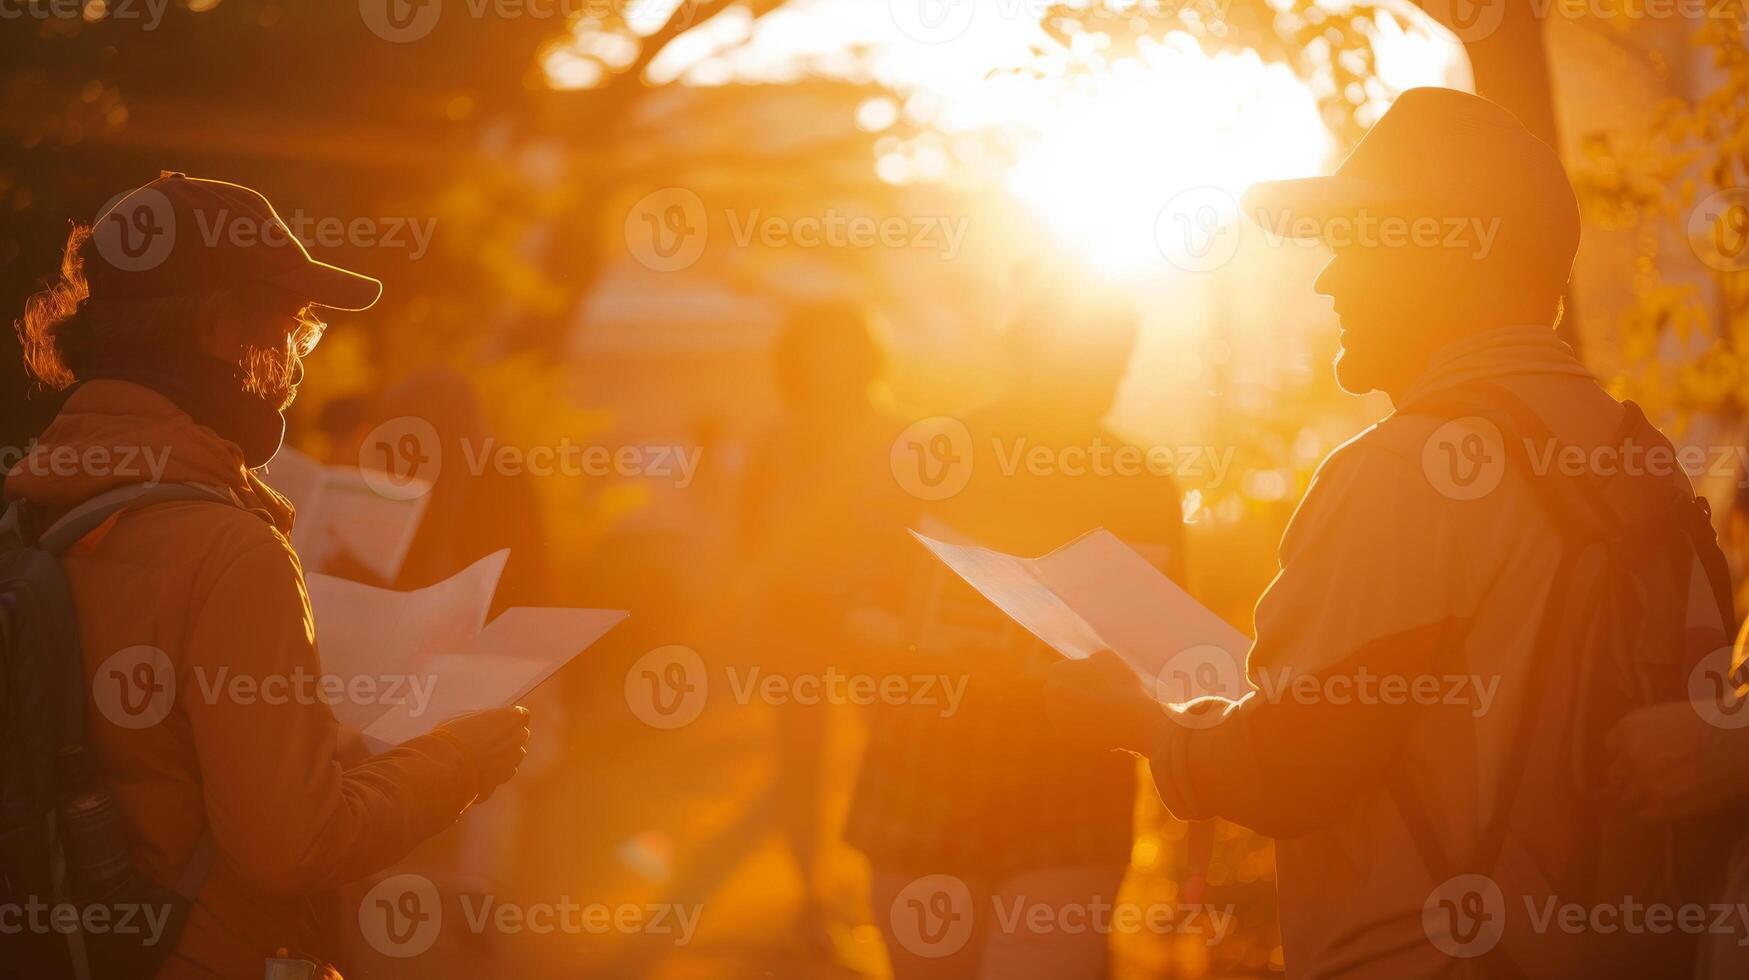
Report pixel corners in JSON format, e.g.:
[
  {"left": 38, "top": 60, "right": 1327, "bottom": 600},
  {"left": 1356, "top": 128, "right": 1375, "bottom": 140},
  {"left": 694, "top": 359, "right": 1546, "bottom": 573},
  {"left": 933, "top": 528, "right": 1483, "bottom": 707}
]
[
  {"left": 1398, "top": 325, "right": 1594, "bottom": 407},
  {"left": 4, "top": 380, "right": 295, "bottom": 534}
]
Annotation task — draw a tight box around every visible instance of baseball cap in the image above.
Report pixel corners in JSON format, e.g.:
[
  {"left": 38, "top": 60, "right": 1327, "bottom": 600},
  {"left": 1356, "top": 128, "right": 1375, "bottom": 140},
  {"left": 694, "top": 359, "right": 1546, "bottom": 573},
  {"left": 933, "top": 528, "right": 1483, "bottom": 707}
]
[
  {"left": 87, "top": 171, "right": 383, "bottom": 311},
  {"left": 1242, "top": 87, "right": 1580, "bottom": 274}
]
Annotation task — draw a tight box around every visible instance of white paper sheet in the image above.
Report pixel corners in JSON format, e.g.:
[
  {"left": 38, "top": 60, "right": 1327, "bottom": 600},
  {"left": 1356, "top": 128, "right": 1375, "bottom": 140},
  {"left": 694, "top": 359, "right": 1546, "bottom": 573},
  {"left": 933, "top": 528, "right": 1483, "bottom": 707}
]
[
  {"left": 267, "top": 446, "right": 430, "bottom": 583},
  {"left": 361, "top": 608, "right": 628, "bottom": 747},
  {"left": 911, "top": 528, "right": 1252, "bottom": 704},
  {"left": 307, "top": 550, "right": 506, "bottom": 690},
  {"left": 306, "top": 551, "right": 625, "bottom": 745}
]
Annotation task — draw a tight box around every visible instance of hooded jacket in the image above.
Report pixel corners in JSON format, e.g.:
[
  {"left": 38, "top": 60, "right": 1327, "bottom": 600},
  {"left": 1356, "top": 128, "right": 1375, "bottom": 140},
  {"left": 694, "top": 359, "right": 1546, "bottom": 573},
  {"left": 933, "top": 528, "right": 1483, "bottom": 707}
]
[{"left": 5, "top": 380, "right": 477, "bottom": 979}]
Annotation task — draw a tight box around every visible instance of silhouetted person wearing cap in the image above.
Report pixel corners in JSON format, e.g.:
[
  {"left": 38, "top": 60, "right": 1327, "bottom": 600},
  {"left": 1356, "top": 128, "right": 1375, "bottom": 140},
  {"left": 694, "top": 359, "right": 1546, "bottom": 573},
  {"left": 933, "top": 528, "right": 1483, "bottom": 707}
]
[
  {"left": 8, "top": 173, "right": 533, "bottom": 979},
  {"left": 850, "top": 280, "right": 1183, "bottom": 979},
  {"left": 1045, "top": 89, "right": 1736, "bottom": 977}
]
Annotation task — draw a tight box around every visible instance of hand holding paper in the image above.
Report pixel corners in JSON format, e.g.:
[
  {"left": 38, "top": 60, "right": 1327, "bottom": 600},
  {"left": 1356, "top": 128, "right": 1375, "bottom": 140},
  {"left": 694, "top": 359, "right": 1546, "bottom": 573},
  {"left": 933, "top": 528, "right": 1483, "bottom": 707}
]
[
  {"left": 1043, "top": 649, "right": 1170, "bottom": 752},
  {"left": 911, "top": 527, "right": 1251, "bottom": 706},
  {"left": 434, "top": 705, "right": 532, "bottom": 804}
]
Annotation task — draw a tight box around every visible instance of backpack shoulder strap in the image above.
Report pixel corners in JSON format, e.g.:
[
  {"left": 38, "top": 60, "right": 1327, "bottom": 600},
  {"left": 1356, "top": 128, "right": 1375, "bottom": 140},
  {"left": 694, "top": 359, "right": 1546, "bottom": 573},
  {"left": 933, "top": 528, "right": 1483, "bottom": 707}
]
[
  {"left": 20, "top": 482, "right": 238, "bottom": 910},
  {"left": 174, "top": 831, "right": 216, "bottom": 902},
  {"left": 33, "top": 483, "right": 238, "bottom": 557},
  {"left": 1615, "top": 401, "right": 1737, "bottom": 630},
  {"left": 1387, "top": 382, "right": 1630, "bottom": 943},
  {"left": 1401, "top": 380, "right": 1622, "bottom": 542}
]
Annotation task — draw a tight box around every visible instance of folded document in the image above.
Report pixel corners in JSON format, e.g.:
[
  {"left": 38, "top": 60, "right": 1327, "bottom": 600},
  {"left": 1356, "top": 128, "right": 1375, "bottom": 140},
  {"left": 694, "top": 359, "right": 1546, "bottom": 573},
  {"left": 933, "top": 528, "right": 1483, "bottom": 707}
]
[
  {"left": 911, "top": 528, "right": 1251, "bottom": 704},
  {"left": 307, "top": 550, "right": 627, "bottom": 749}
]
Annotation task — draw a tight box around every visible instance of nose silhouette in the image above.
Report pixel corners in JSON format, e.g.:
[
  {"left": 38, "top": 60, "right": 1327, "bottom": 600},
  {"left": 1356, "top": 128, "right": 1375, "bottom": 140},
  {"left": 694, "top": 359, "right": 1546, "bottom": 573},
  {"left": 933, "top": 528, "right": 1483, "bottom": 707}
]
[{"left": 1313, "top": 254, "right": 1340, "bottom": 299}]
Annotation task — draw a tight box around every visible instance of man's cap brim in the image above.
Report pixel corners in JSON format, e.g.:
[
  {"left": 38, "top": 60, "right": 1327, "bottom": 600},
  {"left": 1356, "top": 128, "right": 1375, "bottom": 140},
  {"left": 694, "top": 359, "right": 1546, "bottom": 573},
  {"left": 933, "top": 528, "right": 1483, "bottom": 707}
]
[
  {"left": 267, "top": 259, "right": 384, "bottom": 311},
  {"left": 1240, "top": 175, "right": 1409, "bottom": 239}
]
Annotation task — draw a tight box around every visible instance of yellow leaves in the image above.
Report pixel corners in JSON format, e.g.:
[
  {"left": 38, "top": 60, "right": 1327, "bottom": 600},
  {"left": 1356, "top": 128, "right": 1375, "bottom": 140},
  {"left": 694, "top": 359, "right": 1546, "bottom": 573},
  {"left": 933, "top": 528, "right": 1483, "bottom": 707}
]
[{"left": 1596, "top": 19, "right": 1749, "bottom": 426}]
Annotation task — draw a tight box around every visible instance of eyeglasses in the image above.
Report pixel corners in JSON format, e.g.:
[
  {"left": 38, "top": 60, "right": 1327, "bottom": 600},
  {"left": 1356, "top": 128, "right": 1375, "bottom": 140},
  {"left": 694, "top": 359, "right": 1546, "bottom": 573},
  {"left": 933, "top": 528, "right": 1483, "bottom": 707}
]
[{"left": 291, "top": 306, "right": 327, "bottom": 357}]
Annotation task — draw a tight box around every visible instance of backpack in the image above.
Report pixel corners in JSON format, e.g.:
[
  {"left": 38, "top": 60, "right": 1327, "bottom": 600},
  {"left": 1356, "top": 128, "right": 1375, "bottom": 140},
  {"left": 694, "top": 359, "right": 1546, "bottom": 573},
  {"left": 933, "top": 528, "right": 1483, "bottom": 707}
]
[
  {"left": 1392, "top": 381, "right": 1739, "bottom": 978},
  {"left": 0, "top": 482, "right": 234, "bottom": 980}
]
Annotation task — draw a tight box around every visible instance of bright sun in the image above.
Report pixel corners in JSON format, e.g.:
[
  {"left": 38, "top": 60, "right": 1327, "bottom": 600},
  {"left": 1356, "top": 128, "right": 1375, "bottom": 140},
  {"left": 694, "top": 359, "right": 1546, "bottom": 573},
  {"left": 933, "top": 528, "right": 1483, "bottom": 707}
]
[
  {"left": 1005, "top": 38, "right": 1334, "bottom": 275},
  {"left": 551, "top": 0, "right": 1471, "bottom": 277}
]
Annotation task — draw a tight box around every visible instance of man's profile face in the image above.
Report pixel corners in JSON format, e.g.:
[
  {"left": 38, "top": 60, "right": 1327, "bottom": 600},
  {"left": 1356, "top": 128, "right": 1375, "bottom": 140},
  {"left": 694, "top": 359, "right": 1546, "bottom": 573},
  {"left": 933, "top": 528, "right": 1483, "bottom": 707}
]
[
  {"left": 198, "top": 285, "right": 322, "bottom": 410},
  {"left": 1314, "top": 242, "right": 1455, "bottom": 398}
]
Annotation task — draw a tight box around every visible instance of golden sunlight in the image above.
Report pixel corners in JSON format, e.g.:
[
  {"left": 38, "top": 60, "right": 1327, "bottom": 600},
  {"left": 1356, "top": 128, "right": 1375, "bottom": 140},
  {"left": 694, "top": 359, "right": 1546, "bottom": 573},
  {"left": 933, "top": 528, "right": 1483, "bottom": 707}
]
[
  {"left": 551, "top": 0, "right": 1471, "bottom": 277},
  {"left": 1006, "top": 39, "right": 1333, "bottom": 275}
]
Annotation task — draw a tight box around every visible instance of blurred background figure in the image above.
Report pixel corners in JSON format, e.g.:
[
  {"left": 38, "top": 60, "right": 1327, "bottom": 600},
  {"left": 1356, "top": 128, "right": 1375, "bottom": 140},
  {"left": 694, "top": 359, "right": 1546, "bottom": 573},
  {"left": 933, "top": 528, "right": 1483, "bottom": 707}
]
[
  {"left": 321, "top": 367, "right": 552, "bottom": 612},
  {"left": 847, "top": 272, "right": 1186, "bottom": 979},
  {"left": 736, "top": 300, "right": 915, "bottom": 954}
]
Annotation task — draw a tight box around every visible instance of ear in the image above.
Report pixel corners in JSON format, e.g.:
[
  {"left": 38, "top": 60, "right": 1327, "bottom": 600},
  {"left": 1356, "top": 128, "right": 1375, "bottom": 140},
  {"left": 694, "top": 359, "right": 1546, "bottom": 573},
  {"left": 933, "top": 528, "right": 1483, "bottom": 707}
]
[{"left": 191, "top": 292, "right": 247, "bottom": 363}]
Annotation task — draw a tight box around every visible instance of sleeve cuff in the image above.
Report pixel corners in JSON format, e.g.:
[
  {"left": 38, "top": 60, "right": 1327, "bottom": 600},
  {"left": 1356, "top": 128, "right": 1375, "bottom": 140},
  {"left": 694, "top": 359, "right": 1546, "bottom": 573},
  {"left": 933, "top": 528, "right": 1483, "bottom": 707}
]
[
  {"left": 392, "top": 731, "right": 478, "bottom": 818},
  {"left": 1148, "top": 701, "right": 1230, "bottom": 822}
]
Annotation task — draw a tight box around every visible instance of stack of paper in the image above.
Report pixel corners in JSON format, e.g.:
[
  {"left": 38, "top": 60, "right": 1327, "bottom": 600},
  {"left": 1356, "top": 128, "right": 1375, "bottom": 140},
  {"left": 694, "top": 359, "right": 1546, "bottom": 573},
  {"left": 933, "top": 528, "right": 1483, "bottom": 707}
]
[
  {"left": 268, "top": 446, "right": 431, "bottom": 583},
  {"left": 911, "top": 528, "right": 1252, "bottom": 705},
  {"left": 308, "top": 549, "right": 627, "bottom": 749}
]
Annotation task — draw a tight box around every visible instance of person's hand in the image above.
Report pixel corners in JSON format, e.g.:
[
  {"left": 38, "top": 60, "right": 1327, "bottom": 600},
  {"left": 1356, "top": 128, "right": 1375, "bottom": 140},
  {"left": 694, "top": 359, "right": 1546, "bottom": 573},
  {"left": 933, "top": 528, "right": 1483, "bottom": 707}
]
[
  {"left": 1605, "top": 702, "right": 1736, "bottom": 822},
  {"left": 435, "top": 706, "right": 532, "bottom": 804},
  {"left": 1043, "top": 650, "right": 1163, "bottom": 752}
]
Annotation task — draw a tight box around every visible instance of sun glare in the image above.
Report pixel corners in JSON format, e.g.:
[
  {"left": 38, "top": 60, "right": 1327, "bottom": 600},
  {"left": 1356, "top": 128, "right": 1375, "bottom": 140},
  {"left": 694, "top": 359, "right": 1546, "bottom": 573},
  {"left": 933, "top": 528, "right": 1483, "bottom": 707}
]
[
  {"left": 1006, "top": 40, "right": 1334, "bottom": 275},
  {"left": 554, "top": 0, "right": 1469, "bottom": 275}
]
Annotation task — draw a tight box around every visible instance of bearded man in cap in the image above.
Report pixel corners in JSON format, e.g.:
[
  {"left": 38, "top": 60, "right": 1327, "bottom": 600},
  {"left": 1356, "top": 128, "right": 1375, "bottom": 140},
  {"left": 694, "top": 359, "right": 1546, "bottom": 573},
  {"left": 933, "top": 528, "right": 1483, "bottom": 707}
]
[
  {"left": 8, "top": 173, "right": 532, "bottom": 978},
  {"left": 1045, "top": 89, "right": 1737, "bottom": 977}
]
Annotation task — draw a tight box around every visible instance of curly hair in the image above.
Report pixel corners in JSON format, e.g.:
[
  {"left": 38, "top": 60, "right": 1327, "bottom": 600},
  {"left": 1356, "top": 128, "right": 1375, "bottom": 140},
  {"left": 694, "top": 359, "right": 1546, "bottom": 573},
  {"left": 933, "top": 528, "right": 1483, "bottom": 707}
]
[
  {"left": 16, "top": 224, "right": 326, "bottom": 407},
  {"left": 17, "top": 224, "right": 99, "bottom": 390}
]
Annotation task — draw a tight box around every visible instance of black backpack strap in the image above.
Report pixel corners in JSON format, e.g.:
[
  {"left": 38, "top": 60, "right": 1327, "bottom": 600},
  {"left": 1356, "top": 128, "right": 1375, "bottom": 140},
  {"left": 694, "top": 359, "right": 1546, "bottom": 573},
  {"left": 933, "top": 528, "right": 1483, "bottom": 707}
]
[
  {"left": 1611, "top": 401, "right": 1737, "bottom": 632},
  {"left": 174, "top": 830, "right": 216, "bottom": 902},
  {"left": 34, "top": 483, "right": 237, "bottom": 556},
  {"left": 31, "top": 484, "right": 238, "bottom": 915},
  {"left": 1443, "top": 384, "right": 1627, "bottom": 868},
  {"left": 1389, "top": 382, "right": 1629, "bottom": 976},
  {"left": 1413, "top": 381, "right": 1623, "bottom": 540}
]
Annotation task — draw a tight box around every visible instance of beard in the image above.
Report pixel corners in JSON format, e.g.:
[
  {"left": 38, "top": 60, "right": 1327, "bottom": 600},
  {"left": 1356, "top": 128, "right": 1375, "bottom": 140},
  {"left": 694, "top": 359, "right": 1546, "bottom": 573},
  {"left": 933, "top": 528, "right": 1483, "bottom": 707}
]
[
  {"left": 1333, "top": 327, "right": 1442, "bottom": 400},
  {"left": 239, "top": 344, "right": 303, "bottom": 411},
  {"left": 1333, "top": 334, "right": 1400, "bottom": 396},
  {"left": 1332, "top": 342, "right": 1378, "bottom": 396}
]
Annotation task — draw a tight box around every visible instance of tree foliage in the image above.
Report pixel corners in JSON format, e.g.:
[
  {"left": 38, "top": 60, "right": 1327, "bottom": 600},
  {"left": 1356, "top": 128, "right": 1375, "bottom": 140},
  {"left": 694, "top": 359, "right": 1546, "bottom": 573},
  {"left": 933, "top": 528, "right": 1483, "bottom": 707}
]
[
  {"left": 1029, "top": 0, "right": 1399, "bottom": 146},
  {"left": 1574, "top": 5, "right": 1749, "bottom": 427}
]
